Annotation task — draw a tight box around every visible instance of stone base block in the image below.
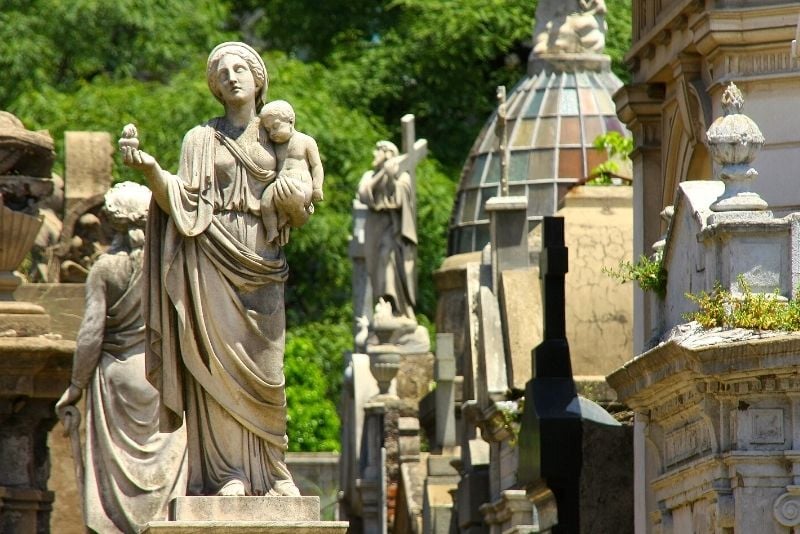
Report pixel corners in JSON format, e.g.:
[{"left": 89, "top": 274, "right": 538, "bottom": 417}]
[
  {"left": 169, "top": 496, "right": 320, "bottom": 521},
  {"left": 145, "top": 496, "right": 349, "bottom": 533},
  {"left": 502, "top": 526, "right": 537, "bottom": 534},
  {"left": 142, "top": 520, "right": 350, "bottom": 533},
  {"left": 0, "top": 301, "right": 50, "bottom": 336}
]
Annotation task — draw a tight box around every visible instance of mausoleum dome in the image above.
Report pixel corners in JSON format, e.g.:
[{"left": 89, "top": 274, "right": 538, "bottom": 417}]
[{"left": 447, "top": 3, "right": 628, "bottom": 255}]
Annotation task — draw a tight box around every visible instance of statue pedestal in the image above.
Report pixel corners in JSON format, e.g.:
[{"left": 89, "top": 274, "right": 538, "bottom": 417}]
[{"left": 142, "top": 496, "right": 348, "bottom": 533}]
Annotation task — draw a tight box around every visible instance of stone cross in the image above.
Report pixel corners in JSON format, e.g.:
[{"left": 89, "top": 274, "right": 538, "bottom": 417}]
[
  {"left": 538, "top": 216, "right": 571, "bottom": 378},
  {"left": 399, "top": 114, "right": 428, "bottom": 189},
  {"left": 495, "top": 85, "right": 510, "bottom": 197}
]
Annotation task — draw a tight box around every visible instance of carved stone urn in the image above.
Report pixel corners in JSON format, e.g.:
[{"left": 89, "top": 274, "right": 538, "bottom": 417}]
[
  {"left": 706, "top": 82, "right": 768, "bottom": 212},
  {"left": 0, "top": 201, "right": 43, "bottom": 297},
  {"left": 0, "top": 200, "right": 51, "bottom": 336},
  {"left": 367, "top": 344, "right": 401, "bottom": 396}
]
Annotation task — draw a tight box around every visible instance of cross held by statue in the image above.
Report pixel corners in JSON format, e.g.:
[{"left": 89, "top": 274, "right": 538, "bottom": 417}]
[{"left": 398, "top": 114, "right": 428, "bottom": 189}]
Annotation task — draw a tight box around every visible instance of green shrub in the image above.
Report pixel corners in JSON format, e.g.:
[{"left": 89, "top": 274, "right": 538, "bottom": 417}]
[{"left": 685, "top": 276, "right": 800, "bottom": 331}]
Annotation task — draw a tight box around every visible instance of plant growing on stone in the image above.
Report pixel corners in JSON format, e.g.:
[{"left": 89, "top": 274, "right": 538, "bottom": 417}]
[
  {"left": 496, "top": 399, "right": 523, "bottom": 447},
  {"left": 603, "top": 254, "right": 667, "bottom": 298},
  {"left": 685, "top": 276, "right": 800, "bottom": 331},
  {"left": 587, "top": 131, "right": 633, "bottom": 185}
]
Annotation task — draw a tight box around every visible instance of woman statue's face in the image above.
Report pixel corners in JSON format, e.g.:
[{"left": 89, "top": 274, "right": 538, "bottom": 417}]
[{"left": 214, "top": 54, "right": 257, "bottom": 106}]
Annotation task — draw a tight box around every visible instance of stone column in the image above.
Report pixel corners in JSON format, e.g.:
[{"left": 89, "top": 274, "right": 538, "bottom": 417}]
[
  {"left": 358, "top": 401, "right": 388, "bottom": 534},
  {"left": 433, "top": 333, "right": 456, "bottom": 453},
  {"left": 421, "top": 334, "right": 460, "bottom": 534},
  {"left": 486, "top": 196, "right": 529, "bottom": 292},
  {"left": 615, "top": 83, "right": 665, "bottom": 354},
  {"left": 633, "top": 411, "right": 649, "bottom": 534},
  {"left": 349, "top": 198, "right": 372, "bottom": 346}
]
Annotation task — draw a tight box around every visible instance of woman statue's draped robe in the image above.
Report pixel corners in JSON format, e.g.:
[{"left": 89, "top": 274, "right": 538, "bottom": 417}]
[
  {"left": 73, "top": 251, "right": 187, "bottom": 533},
  {"left": 144, "top": 121, "right": 297, "bottom": 495}
]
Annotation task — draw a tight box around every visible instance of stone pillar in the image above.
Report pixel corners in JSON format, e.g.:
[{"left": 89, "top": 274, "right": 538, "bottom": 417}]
[
  {"left": 699, "top": 83, "right": 791, "bottom": 299},
  {"left": 453, "top": 439, "right": 490, "bottom": 534},
  {"left": 632, "top": 411, "right": 649, "bottom": 534},
  {"left": 358, "top": 401, "right": 388, "bottom": 534},
  {"left": 349, "top": 199, "right": 372, "bottom": 348},
  {"left": 421, "top": 333, "right": 460, "bottom": 534},
  {"left": 615, "top": 83, "right": 665, "bottom": 354},
  {"left": 486, "top": 196, "right": 529, "bottom": 292},
  {"left": 433, "top": 333, "right": 456, "bottom": 453},
  {"left": 63, "top": 132, "right": 114, "bottom": 217}
]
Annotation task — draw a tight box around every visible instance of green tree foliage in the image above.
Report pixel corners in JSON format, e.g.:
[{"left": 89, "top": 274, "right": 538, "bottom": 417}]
[
  {"left": 606, "top": 0, "right": 633, "bottom": 82},
  {"left": 0, "top": 0, "right": 232, "bottom": 105},
  {"left": 237, "top": 0, "right": 631, "bottom": 169},
  {"left": 3, "top": 1, "right": 631, "bottom": 451},
  {"left": 315, "top": 0, "right": 535, "bottom": 169},
  {"left": 284, "top": 322, "right": 351, "bottom": 451}
]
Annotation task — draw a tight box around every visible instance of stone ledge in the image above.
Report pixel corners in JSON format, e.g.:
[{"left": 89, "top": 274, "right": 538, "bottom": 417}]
[
  {"left": 169, "top": 496, "right": 320, "bottom": 521},
  {"left": 143, "top": 520, "right": 349, "bottom": 533}
]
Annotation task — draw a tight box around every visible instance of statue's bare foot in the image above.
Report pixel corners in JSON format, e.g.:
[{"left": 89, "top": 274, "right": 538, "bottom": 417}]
[
  {"left": 272, "top": 479, "right": 300, "bottom": 497},
  {"left": 218, "top": 479, "right": 247, "bottom": 496}
]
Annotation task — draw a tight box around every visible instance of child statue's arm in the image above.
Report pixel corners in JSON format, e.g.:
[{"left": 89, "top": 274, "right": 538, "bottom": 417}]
[{"left": 306, "top": 136, "right": 324, "bottom": 202}]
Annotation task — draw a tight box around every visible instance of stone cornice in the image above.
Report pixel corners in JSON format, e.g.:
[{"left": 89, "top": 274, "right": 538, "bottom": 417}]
[
  {"left": 607, "top": 329, "right": 800, "bottom": 407},
  {"left": 692, "top": 5, "right": 799, "bottom": 57},
  {"left": 629, "top": 3, "right": 800, "bottom": 83}
]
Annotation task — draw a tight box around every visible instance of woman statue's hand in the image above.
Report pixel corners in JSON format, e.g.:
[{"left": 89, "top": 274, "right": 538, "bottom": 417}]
[
  {"left": 120, "top": 146, "right": 159, "bottom": 174},
  {"left": 274, "top": 176, "right": 310, "bottom": 227},
  {"left": 56, "top": 384, "right": 83, "bottom": 433},
  {"left": 120, "top": 144, "right": 171, "bottom": 212}
]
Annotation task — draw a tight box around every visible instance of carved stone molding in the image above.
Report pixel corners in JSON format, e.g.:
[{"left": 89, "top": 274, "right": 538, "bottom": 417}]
[
  {"left": 651, "top": 387, "right": 703, "bottom": 421},
  {"left": 663, "top": 419, "right": 713, "bottom": 467},
  {"left": 774, "top": 486, "right": 800, "bottom": 527}
]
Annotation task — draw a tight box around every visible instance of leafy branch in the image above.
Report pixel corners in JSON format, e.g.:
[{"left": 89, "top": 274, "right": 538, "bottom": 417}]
[
  {"left": 603, "top": 254, "right": 667, "bottom": 298},
  {"left": 587, "top": 131, "right": 633, "bottom": 185}
]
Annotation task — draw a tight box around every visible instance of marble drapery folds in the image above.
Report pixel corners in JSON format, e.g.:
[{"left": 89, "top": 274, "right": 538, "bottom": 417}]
[{"left": 144, "top": 124, "right": 298, "bottom": 496}]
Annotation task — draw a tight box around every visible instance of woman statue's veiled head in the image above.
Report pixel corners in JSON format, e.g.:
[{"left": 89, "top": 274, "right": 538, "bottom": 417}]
[{"left": 207, "top": 42, "right": 268, "bottom": 111}]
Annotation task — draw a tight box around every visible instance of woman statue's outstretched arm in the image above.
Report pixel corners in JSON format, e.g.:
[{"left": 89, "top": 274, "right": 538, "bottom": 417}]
[{"left": 120, "top": 146, "right": 171, "bottom": 213}]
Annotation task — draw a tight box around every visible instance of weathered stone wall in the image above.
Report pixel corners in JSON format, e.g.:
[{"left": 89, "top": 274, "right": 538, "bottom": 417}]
[
  {"left": 580, "top": 419, "right": 634, "bottom": 534},
  {"left": 561, "top": 185, "right": 634, "bottom": 376}
]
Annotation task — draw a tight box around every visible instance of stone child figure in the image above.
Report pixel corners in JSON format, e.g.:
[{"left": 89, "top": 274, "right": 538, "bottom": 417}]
[
  {"left": 357, "top": 140, "right": 418, "bottom": 321},
  {"left": 56, "top": 182, "right": 187, "bottom": 534},
  {"left": 259, "top": 99, "right": 324, "bottom": 244},
  {"left": 121, "top": 41, "right": 310, "bottom": 497},
  {"left": 533, "top": 0, "right": 607, "bottom": 56}
]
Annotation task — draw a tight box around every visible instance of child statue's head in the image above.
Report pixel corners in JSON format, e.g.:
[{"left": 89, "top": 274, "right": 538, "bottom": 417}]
[
  {"left": 103, "top": 181, "right": 152, "bottom": 250},
  {"left": 259, "top": 100, "right": 295, "bottom": 144}
]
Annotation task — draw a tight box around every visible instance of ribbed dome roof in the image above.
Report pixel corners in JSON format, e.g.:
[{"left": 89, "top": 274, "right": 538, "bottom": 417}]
[{"left": 447, "top": 62, "right": 627, "bottom": 255}]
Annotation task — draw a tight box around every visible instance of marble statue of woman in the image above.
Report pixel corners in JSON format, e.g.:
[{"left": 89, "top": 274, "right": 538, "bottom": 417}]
[
  {"left": 120, "top": 42, "right": 311, "bottom": 497},
  {"left": 56, "top": 181, "right": 187, "bottom": 534}
]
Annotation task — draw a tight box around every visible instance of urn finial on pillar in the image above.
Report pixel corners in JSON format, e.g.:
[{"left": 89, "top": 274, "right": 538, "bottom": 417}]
[{"left": 706, "top": 82, "right": 768, "bottom": 213}]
